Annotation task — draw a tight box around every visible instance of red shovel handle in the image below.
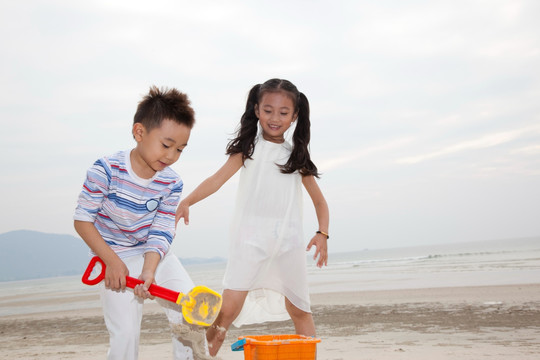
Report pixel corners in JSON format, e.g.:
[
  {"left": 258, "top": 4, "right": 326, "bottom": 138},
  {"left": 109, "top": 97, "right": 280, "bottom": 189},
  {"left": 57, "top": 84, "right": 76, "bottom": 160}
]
[
  {"left": 81, "top": 256, "right": 180, "bottom": 303},
  {"left": 82, "top": 256, "right": 106, "bottom": 285}
]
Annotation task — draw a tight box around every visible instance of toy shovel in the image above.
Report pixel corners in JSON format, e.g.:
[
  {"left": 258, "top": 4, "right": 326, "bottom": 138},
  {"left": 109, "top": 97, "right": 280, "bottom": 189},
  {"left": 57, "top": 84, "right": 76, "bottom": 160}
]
[{"left": 82, "top": 256, "right": 222, "bottom": 327}]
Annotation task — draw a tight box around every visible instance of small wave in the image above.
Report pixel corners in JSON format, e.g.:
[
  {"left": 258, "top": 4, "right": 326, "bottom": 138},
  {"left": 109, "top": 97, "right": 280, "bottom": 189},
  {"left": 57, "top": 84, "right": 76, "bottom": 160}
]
[
  {"left": 316, "top": 248, "right": 540, "bottom": 270},
  {"left": 316, "top": 255, "right": 432, "bottom": 269},
  {"left": 425, "top": 250, "right": 517, "bottom": 260}
]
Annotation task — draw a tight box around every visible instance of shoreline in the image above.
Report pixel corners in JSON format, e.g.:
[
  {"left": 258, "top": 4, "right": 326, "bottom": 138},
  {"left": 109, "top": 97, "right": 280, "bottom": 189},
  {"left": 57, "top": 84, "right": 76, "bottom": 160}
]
[
  {"left": 1, "top": 283, "right": 539, "bottom": 359},
  {"left": 3, "top": 283, "right": 539, "bottom": 319}
]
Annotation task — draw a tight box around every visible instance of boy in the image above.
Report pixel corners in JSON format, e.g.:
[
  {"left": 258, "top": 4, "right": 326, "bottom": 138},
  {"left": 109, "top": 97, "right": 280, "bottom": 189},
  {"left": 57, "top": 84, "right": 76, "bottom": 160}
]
[{"left": 74, "top": 86, "right": 197, "bottom": 360}]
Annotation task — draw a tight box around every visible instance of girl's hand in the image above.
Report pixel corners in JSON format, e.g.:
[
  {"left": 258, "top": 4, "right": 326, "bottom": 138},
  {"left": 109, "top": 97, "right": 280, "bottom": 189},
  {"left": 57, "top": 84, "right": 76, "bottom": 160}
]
[
  {"left": 104, "top": 258, "right": 129, "bottom": 291},
  {"left": 175, "top": 201, "right": 190, "bottom": 226},
  {"left": 306, "top": 233, "right": 328, "bottom": 268},
  {"left": 134, "top": 270, "right": 156, "bottom": 300}
]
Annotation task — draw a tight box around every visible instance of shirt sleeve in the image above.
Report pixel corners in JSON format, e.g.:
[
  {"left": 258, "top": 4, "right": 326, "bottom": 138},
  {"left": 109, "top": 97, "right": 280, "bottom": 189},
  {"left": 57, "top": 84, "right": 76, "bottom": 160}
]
[
  {"left": 144, "top": 179, "right": 183, "bottom": 258},
  {"left": 74, "top": 159, "right": 110, "bottom": 222}
]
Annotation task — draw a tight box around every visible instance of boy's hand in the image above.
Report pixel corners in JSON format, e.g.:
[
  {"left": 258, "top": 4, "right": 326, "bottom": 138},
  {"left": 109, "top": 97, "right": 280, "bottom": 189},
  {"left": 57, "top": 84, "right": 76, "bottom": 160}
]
[
  {"left": 135, "top": 252, "right": 160, "bottom": 299},
  {"left": 175, "top": 201, "right": 190, "bottom": 226},
  {"left": 104, "top": 258, "right": 129, "bottom": 291},
  {"left": 134, "top": 270, "right": 156, "bottom": 300},
  {"left": 306, "top": 233, "right": 328, "bottom": 268}
]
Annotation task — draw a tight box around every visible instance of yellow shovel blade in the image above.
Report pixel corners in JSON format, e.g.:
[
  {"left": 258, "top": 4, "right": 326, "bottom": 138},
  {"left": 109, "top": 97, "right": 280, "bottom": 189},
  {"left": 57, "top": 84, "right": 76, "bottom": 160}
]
[{"left": 177, "top": 285, "right": 222, "bottom": 327}]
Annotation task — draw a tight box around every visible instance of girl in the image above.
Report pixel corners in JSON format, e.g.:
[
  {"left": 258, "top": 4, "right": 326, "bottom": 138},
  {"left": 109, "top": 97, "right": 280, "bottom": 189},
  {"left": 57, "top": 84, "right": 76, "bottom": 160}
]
[{"left": 176, "top": 78, "right": 329, "bottom": 356}]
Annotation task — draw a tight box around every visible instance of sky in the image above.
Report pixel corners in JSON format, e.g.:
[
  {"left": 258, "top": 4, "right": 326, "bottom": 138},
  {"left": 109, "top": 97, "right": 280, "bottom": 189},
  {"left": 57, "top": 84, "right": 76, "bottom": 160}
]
[{"left": 1, "top": 0, "right": 539, "bottom": 258}]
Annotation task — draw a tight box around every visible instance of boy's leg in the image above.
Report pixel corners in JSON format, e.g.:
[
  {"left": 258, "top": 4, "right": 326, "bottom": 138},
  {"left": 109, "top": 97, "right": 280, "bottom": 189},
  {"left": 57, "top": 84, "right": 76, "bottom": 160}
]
[
  {"left": 285, "top": 297, "right": 316, "bottom": 336},
  {"left": 206, "top": 289, "right": 248, "bottom": 357},
  {"left": 154, "top": 253, "right": 199, "bottom": 360},
  {"left": 101, "top": 255, "right": 145, "bottom": 360}
]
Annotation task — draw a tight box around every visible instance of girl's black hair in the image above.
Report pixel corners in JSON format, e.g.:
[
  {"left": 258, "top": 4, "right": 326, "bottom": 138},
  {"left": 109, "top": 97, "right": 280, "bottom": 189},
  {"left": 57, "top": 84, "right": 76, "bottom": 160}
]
[{"left": 226, "top": 78, "right": 319, "bottom": 177}]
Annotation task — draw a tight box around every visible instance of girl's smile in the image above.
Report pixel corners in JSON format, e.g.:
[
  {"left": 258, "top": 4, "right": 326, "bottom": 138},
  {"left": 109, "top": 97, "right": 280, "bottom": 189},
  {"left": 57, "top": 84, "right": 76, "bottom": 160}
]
[{"left": 255, "top": 91, "right": 297, "bottom": 143}]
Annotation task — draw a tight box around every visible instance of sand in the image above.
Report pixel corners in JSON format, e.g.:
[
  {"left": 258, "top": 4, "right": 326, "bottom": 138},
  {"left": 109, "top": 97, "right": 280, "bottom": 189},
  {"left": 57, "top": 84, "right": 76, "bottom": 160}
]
[{"left": 1, "top": 284, "right": 539, "bottom": 359}]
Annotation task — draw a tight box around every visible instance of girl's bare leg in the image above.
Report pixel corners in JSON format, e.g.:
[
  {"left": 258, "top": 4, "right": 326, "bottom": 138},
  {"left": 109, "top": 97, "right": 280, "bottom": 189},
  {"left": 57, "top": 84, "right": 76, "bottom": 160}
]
[
  {"left": 206, "top": 289, "right": 248, "bottom": 357},
  {"left": 285, "top": 297, "right": 316, "bottom": 336},
  {"left": 286, "top": 298, "right": 317, "bottom": 359}
]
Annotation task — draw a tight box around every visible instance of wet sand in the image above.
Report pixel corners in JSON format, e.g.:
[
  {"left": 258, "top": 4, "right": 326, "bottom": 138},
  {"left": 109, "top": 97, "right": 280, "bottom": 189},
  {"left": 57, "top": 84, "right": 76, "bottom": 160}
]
[{"left": 1, "top": 284, "right": 539, "bottom": 359}]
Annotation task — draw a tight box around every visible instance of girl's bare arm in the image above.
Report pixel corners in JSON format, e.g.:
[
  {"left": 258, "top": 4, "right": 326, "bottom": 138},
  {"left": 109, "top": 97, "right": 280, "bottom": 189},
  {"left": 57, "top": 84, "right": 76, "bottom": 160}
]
[
  {"left": 176, "top": 153, "right": 243, "bottom": 225},
  {"left": 302, "top": 175, "right": 330, "bottom": 267}
]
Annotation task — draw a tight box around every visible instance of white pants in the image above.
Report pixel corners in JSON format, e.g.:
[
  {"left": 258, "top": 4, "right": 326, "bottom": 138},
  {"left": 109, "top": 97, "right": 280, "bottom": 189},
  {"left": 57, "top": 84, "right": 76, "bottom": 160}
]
[{"left": 100, "top": 252, "right": 197, "bottom": 360}]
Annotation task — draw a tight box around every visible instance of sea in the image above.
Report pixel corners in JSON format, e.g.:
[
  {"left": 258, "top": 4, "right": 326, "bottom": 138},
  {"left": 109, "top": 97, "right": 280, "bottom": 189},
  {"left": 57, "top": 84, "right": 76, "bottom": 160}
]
[{"left": 1, "top": 237, "right": 539, "bottom": 317}]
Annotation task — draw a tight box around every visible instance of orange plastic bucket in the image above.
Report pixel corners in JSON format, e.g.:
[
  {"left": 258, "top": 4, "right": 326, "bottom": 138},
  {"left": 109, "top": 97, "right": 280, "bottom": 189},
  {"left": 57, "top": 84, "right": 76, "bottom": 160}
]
[{"left": 231, "top": 334, "right": 321, "bottom": 360}]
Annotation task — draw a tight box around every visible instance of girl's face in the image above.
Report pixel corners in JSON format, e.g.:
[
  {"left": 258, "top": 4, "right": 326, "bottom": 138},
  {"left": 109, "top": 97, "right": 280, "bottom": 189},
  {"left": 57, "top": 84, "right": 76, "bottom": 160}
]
[{"left": 255, "top": 91, "right": 298, "bottom": 143}]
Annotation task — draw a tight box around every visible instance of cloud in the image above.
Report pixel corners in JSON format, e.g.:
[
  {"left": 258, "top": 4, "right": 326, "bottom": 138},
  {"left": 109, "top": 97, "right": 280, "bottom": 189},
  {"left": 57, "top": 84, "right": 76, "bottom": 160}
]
[
  {"left": 511, "top": 144, "right": 540, "bottom": 155},
  {"left": 319, "top": 137, "right": 414, "bottom": 171},
  {"left": 1, "top": 0, "right": 540, "bottom": 256},
  {"left": 396, "top": 125, "right": 540, "bottom": 165}
]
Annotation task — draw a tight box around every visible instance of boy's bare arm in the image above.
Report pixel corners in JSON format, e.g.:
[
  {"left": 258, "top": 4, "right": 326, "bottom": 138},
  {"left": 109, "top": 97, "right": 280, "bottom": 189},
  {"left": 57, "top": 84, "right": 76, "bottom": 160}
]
[
  {"left": 133, "top": 251, "right": 160, "bottom": 299},
  {"left": 74, "top": 220, "right": 129, "bottom": 290}
]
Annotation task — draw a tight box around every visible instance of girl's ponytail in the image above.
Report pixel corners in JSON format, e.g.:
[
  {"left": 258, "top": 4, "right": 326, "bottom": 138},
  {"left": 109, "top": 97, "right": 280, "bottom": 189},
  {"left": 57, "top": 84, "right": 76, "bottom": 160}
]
[
  {"left": 226, "top": 84, "right": 260, "bottom": 160},
  {"left": 281, "top": 92, "right": 319, "bottom": 177}
]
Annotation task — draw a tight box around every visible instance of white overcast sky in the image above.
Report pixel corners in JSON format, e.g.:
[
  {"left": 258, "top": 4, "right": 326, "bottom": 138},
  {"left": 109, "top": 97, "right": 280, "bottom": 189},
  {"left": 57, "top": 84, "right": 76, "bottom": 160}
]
[{"left": 1, "top": 0, "right": 539, "bottom": 258}]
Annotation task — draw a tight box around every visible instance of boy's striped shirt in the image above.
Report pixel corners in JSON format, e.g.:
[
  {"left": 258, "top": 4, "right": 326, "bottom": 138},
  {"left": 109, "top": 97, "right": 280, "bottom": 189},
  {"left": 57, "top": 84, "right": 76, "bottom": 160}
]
[{"left": 74, "top": 150, "right": 183, "bottom": 259}]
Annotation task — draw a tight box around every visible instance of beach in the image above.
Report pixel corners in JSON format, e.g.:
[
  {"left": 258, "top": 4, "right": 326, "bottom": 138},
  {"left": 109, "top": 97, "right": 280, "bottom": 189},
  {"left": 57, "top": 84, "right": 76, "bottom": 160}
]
[
  {"left": 1, "top": 284, "right": 539, "bottom": 359},
  {"left": 2, "top": 238, "right": 540, "bottom": 359}
]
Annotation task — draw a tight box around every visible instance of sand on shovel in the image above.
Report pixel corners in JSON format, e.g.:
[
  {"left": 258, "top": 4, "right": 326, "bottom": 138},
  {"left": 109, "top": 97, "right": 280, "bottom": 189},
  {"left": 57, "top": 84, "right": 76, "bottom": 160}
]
[{"left": 183, "top": 292, "right": 222, "bottom": 325}]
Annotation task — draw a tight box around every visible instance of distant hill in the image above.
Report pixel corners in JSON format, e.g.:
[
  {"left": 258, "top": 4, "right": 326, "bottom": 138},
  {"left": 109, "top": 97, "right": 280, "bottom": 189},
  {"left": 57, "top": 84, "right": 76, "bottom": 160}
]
[
  {"left": 0, "top": 230, "right": 89, "bottom": 281},
  {"left": 0, "top": 230, "right": 226, "bottom": 282}
]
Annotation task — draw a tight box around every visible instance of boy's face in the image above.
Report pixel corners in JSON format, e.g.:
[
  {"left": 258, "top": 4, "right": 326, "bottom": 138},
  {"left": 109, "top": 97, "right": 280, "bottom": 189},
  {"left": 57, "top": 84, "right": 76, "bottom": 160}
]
[{"left": 131, "top": 119, "right": 191, "bottom": 179}]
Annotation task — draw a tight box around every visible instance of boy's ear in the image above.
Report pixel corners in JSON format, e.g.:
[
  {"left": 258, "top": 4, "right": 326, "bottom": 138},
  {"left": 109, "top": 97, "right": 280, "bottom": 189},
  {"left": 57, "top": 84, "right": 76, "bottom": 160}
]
[{"left": 132, "top": 122, "right": 145, "bottom": 142}]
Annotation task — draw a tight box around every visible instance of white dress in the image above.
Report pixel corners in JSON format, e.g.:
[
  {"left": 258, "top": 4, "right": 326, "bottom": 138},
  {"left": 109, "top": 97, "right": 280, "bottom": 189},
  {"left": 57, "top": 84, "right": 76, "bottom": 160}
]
[{"left": 223, "top": 136, "right": 311, "bottom": 327}]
